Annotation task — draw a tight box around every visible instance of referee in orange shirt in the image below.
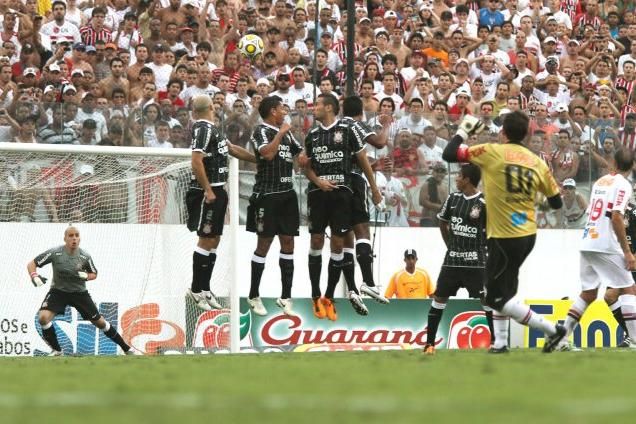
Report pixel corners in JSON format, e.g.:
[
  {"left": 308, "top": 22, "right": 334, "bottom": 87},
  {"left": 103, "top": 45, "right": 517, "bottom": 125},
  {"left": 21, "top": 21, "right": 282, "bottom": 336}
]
[
  {"left": 442, "top": 112, "right": 566, "bottom": 353},
  {"left": 384, "top": 249, "right": 435, "bottom": 299}
]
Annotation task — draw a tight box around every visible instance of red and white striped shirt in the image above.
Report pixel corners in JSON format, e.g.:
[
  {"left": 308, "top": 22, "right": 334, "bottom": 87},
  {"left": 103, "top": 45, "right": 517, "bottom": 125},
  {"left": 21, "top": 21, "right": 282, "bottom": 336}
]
[
  {"left": 615, "top": 77, "right": 636, "bottom": 98},
  {"left": 619, "top": 127, "right": 636, "bottom": 150},
  {"left": 79, "top": 25, "right": 112, "bottom": 46}
]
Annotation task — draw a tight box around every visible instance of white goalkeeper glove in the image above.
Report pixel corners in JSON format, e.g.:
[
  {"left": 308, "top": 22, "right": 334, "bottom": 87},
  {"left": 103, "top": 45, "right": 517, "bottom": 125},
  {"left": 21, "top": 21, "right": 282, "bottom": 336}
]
[
  {"left": 31, "top": 273, "right": 47, "bottom": 287},
  {"left": 457, "top": 115, "right": 486, "bottom": 140},
  {"left": 78, "top": 271, "right": 89, "bottom": 280}
]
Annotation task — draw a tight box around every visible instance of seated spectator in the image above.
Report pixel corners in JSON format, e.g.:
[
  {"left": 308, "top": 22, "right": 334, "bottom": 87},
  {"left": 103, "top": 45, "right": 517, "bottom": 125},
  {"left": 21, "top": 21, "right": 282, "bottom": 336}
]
[
  {"left": 384, "top": 249, "right": 435, "bottom": 299},
  {"left": 397, "top": 98, "right": 431, "bottom": 134},
  {"left": 551, "top": 130, "right": 580, "bottom": 183},
  {"left": 78, "top": 119, "right": 98, "bottom": 145}
]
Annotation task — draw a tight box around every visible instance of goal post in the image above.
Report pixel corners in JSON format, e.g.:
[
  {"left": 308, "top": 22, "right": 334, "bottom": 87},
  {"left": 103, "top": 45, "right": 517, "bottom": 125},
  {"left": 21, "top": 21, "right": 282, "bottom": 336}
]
[{"left": 0, "top": 142, "right": 241, "bottom": 355}]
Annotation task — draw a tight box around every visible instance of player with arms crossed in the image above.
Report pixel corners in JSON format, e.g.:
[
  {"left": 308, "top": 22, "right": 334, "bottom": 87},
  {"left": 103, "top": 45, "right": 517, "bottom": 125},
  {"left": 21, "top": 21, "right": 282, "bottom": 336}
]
[
  {"left": 423, "top": 164, "right": 499, "bottom": 354},
  {"left": 340, "top": 96, "right": 392, "bottom": 305},
  {"left": 304, "top": 93, "right": 382, "bottom": 320},
  {"left": 28, "top": 226, "right": 133, "bottom": 356},
  {"left": 186, "top": 95, "right": 256, "bottom": 311},
  {"left": 559, "top": 149, "right": 636, "bottom": 350},
  {"left": 246, "top": 96, "right": 303, "bottom": 316},
  {"left": 443, "top": 111, "right": 567, "bottom": 353}
]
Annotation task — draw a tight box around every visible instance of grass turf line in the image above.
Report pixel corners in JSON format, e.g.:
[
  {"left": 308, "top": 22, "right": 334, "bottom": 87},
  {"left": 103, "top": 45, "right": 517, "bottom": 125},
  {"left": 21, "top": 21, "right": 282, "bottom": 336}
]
[{"left": 0, "top": 349, "right": 634, "bottom": 423}]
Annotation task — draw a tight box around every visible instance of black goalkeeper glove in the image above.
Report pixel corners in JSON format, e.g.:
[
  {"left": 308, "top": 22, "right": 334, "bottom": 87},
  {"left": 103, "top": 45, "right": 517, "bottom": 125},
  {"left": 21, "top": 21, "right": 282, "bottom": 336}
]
[{"left": 31, "top": 274, "right": 48, "bottom": 287}]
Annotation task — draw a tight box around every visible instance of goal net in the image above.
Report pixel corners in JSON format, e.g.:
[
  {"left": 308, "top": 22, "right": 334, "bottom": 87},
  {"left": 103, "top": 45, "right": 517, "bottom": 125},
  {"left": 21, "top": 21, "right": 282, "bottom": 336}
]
[{"left": 0, "top": 143, "right": 241, "bottom": 356}]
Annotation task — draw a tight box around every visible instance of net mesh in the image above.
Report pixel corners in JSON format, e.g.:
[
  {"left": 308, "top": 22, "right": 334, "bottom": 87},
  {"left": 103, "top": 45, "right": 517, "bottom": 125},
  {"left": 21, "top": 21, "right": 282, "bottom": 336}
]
[{"left": 0, "top": 145, "right": 237, "bottom": 355}]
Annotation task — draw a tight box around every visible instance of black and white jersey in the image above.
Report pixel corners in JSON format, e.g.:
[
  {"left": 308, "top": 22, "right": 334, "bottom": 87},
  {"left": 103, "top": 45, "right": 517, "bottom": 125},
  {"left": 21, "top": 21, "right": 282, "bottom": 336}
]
[
  {"left": 438, "top": 191, "right": 487, "bottom": 268},
  {"left": 305, "top": 119, "right": 366, "bottom": 192},
  {"left": 251, "top": 123, "right": 303, "bottom": 195},
  {"left": 190, "top": 119, "right": 228, "bottom": 189},
  {"left": 625, "top": 204, "right": 636, "bottom": 254},
  {"left": 340, "top": 117, "right": 376, "bottom": 175}
]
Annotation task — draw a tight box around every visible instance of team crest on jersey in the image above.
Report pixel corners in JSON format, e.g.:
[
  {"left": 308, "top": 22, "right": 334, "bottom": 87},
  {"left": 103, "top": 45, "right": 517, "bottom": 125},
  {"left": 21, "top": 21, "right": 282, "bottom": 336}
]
[
  {"left": 470, "top": 205, "right": 481, "bottom": 220},
  {"left": 334, "top": 131, "right": 343, "bottom": 143}
]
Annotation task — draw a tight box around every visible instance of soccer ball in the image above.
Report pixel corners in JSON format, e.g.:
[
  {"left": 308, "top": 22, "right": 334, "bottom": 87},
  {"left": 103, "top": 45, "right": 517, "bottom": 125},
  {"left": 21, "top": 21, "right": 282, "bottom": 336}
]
[{"left": 237, "top": 34, "right": 264, "bottom": 59}]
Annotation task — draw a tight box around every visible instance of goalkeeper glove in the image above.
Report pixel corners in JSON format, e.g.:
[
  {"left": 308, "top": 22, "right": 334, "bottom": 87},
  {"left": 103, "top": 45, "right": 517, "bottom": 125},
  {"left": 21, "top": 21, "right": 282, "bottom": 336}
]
[
  {"left": 78, "top": 271, "right": 89, "bottom": 280},
  {"left": 31, "top": 273, "right": 47, "bottom": 288},
  {"left": 457, "top": 115, "right": 486, "bottom": 140}
]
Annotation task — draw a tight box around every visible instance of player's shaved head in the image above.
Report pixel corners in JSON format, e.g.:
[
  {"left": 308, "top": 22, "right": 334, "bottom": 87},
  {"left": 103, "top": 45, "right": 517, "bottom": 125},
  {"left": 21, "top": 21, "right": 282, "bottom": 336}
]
[
  {"left": 192, "top": 95, "right": 212, "bottom": 113},
  {"left": 64, "top": 226, "right": 79, "bottom": 237},
  {"left": 615, "top": 147, "right": 634, "bottom": 172}
]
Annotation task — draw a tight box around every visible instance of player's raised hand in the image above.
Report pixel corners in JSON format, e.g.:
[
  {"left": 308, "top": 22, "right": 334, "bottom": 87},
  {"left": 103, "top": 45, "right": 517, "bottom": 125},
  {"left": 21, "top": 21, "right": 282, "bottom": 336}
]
[
  {"left": 31, "top": 273, "right": 47, "bottom": 287},
  {"left": 457, "top": 115, "right": 485, "bottom": 139},
  {"left": 279, "top": 122, "right": 291, "bottom": 134}
]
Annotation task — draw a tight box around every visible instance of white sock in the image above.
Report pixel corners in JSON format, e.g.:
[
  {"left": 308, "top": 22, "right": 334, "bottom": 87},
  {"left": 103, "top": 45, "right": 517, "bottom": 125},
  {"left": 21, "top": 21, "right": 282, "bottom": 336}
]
[
  {"left": 564, "top": 296, "right": 589, "bottom": 335},
  {"left": 501, "top": 297, "right": 556, "bottom": 336},
  {"left": 102, "top": 321, "right": 111, "bottom": 332},
  {"left": 492, "top": 312, "right": 509, "bottom": 349},
  {"left": 620, "top": 294, "right": 636, "bottom": 337}
]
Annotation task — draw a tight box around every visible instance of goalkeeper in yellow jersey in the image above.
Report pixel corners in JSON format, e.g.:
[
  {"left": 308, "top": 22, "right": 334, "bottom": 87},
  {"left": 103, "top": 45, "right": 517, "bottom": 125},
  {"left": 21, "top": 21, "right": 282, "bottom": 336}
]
[
  {"left": 442, "top": 111, "right": 566, "bottom": 353},
  {"left": 27, "top": 226, "right": 134, "bottom": 356}
]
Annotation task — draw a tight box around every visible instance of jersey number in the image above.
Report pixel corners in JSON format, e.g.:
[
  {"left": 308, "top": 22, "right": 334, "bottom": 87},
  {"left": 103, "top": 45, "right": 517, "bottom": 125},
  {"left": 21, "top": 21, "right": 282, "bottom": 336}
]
[{"left": 505, "top": 165, "right": 534, "bottom": 195}]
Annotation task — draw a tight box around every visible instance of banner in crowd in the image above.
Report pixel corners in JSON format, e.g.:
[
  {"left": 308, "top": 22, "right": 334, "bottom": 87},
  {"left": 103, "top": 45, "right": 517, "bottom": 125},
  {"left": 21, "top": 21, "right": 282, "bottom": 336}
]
[{"left": 524, "top": 300, "right": 627, "bottom": 348}]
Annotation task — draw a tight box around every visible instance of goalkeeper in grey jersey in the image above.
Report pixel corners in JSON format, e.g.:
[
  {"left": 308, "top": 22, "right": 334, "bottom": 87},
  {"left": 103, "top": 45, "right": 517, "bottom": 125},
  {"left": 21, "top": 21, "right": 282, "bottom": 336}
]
[{"left": 27, "top": 226, "right": 134, "bottom": 356}]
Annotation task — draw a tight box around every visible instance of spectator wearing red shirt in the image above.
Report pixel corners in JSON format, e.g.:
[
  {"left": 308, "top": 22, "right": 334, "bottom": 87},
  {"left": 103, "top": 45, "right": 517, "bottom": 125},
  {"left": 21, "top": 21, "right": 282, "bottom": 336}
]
[{"left": 391, "top": 128, "right": 420, "bottom": 177}]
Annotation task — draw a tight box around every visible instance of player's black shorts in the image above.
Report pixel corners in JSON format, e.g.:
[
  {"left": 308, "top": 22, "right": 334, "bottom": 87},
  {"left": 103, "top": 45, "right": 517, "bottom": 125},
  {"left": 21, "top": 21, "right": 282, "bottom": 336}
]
[
  {"left": 435, "top": 266, "right": 486, "bottom": 298},
  {"left": 307, "top": 188, "right": 353, "bottom": 235},
  {"left": 350, "top": 173, "right": 370, "bottom": 226},
  {"left": 186, "top": 186, "right": 228, "bottom": 237},
  {"left": 40, "top": 288, "right": 101, "bottom": 321},
  {"left": 485, "top": 235, "right": 536, "bottom": 309},
  {"left": 246, "top": 190, "right": 300, "bottom": 237}
]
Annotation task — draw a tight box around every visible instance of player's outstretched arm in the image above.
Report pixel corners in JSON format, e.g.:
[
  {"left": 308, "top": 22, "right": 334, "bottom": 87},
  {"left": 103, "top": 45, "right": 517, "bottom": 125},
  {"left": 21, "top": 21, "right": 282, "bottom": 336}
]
[
  {"left": 442, "top": 116, "right": 485, "bottom": 163},
  {"left": 228, "top": 141, "right": 257, "bottom": 163}
]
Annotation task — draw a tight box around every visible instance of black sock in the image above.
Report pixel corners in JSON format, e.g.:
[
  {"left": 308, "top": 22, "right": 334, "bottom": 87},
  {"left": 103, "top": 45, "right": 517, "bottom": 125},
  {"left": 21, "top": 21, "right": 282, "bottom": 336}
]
[
  {"left": 342, "top": 250, "right": 358, "bottom": 294},
  {"left": 201, "top": 252, "right": 216, "bottom": 292},
  {"left": 191, "top": 250, "right": 209, "bottom": 293},
  {"left": 308, "top": 253, "right": 322, "bottom": 298},
  {"left": 41, "top": 325, "right": 61, "bottom": 352},
  {"left": 105, "top": 325, "right": 131, "bottom": 352},
  {"left": 426, "top": 304, "right": 444, "bottom": 345},
  {"left": 485, "top": 309, "right": 495, "bottom": 344},
  {"left": 280, "top": 252, "right": 294, "bottom": 299},
  {"left": 612, "top": 306, "right": 629, "bottom": 337},
  {"left": 325, "top": 257, "right": 343, "bottom": 299},
  {"left": 356, "top": 241, "right": 375, "bottom": 287},
  {"left": 249, "top": 254, "right": 266, "bottom": 299}
]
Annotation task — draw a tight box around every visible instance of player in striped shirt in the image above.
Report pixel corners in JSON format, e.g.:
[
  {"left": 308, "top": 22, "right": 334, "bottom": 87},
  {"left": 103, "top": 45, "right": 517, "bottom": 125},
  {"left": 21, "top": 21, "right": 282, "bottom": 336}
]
[
  {"left": 423, "top": 164, "right": 499, "bottom": 355},
  {"left": 245, "top": 96, "right": 303, "bottom": 317},
  {"left": 185, "top": 95, "right": 255, "bottom": 311}
]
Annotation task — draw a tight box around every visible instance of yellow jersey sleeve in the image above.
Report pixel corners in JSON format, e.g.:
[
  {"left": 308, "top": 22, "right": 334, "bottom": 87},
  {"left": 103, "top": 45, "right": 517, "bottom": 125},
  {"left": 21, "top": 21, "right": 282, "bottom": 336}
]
[
  {"left": 466, "top": 143, "right": 500, "bottom": 169},
  {"left": 537, "top": 163, "right": 561, "bottom": 198}
]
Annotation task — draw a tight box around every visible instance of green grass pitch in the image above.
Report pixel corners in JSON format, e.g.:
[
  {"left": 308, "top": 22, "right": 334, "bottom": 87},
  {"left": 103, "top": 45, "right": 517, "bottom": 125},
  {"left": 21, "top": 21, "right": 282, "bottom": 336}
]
[{"left": 1, "top": 349, "right": 634, "bottom": 423}]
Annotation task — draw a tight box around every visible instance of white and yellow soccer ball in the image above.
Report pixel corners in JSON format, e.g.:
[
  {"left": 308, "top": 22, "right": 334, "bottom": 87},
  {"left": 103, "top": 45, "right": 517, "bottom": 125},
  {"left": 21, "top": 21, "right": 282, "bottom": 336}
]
[{"left": 237, "top": 34, "right": 264, "bottom": 60}]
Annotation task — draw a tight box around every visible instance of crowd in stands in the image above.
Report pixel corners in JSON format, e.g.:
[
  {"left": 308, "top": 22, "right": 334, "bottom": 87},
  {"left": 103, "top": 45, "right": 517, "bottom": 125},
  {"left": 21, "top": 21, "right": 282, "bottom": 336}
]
[{"left": 1, "top": 0, "right": 635, "bottom": 228}]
